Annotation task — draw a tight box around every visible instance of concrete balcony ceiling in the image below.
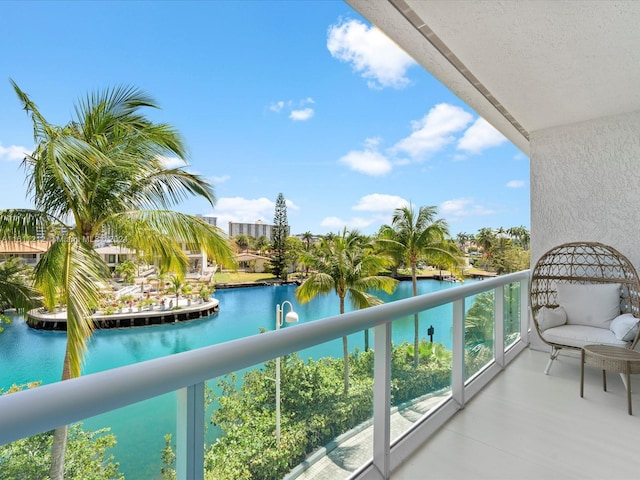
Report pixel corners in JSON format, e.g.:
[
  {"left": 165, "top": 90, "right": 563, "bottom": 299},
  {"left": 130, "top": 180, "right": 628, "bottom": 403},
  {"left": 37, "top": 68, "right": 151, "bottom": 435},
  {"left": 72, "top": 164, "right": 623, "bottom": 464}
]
[{"left": 347, "top": 0, "right": 640, "bottom": 156}]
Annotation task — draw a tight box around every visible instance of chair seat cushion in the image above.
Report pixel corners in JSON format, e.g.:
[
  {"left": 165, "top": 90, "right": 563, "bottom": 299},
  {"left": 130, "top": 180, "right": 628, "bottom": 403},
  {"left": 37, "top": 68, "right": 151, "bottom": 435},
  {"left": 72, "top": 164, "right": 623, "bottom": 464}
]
[
  {"left": 556, "top": 283, "right": 621, "bottom": 328},
  {"left": 542, "top": 324, "right": 628, "bottom": 348}
]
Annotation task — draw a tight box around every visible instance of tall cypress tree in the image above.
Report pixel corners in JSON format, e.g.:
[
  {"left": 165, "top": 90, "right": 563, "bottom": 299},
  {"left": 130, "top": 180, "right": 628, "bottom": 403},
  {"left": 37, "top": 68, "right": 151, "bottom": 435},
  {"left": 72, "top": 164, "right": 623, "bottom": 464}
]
[{"left": 272, "top": 193, "right": 289, "bottom": 280}]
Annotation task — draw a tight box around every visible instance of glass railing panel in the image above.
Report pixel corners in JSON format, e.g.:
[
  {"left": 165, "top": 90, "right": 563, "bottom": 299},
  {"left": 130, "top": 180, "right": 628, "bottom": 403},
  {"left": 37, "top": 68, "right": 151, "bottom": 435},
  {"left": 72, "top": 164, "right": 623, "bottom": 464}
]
[
  {"left": 295, "top": 333, "right": 374, "bottom": 480},
  {"left": 464, "top": 290, "right": 495, "bottom": 381},
  {"left": 205, "top": 336, "right": 374, "bottom": 480},
  {"left": 34, "top": 393, "right": 178, "bottom": 479},
  {"left": 389, "top": 305, "right": 453, "bottom": 444},
  {"left": 0, "top": 423, "right": 128, "bottom": 479},
  {"left": 504, "top": 281, "right": 523, "bottom": 349}
]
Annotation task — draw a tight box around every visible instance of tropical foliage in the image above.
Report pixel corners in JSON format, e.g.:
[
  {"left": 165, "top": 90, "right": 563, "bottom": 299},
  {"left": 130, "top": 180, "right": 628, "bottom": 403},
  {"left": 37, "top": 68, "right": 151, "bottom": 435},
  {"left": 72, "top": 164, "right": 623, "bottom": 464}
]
[
  {"left": 378, "top": 204, "right": 461, "bottom": 366},
  {"left": 3, "top": 81, "right": 234, "bottom": 479},
  {"left": 162, "top": 341, "right": 452, "bottom": 480},
  {"left": 463, "top": 284, "right": 523, "bottom": 377},
  {"left": 0, "top": 258, "right": 40, "bottom": 330},
  {"left": 114, "top": 260, "right": 137, "bottom": 284},
  {"left": 271, "top": 193, "right": 289, "bottom": 280},
  {"left": 0, "top": 424, "right": 123, "bottom": 480},
  {"left": 458, "top": 225, "right": 530, "bottom": 274},
  {"left": 295, "top": 228, "right": 398, "bottom": 394},
  {"left": 0, "top": 383, "right": 122, "bottom": 480},
  {"left": 465, "top": 292, "right": 495, "bottom": 350}
]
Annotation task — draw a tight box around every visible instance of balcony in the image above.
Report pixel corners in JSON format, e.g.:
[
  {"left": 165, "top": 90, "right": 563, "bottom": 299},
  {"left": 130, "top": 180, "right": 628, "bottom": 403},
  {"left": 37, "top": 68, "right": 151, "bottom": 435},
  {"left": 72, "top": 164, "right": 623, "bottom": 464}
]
[
  {"left": 2, "top": 269, "right": 637, "bottom": 479},
  {"left": 390, "top": 347, "right": 639, "bottom": 480}
]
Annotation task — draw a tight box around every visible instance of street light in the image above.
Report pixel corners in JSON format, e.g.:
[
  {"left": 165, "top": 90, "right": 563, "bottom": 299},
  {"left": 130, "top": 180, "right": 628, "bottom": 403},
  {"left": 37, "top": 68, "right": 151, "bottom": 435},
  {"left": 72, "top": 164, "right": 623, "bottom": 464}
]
[{"left": 275, "top": 300, "right": 299, "bottom": 444}]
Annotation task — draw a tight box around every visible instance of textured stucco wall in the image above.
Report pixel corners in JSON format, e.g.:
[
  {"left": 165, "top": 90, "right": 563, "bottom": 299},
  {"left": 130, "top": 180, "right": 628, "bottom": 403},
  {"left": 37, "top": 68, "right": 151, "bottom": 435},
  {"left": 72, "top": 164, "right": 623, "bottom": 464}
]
[
  {"left": 531, "top": 110, "right": 640, "bottom": 267},
  {"left": 529, "top": 110, "right": 640, "bottom": 350}
]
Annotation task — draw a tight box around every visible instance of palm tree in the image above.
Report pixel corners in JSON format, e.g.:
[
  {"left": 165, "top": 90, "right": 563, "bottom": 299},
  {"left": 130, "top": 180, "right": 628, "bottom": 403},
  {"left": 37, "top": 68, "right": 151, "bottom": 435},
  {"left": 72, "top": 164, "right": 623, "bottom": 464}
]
[
  {"left": 3, "top": 81, "right": 235, "bottom": 479},
  {"left": 507, "top": 225, "right": 530, "bottom": 251},
  {"left": 300, "top": 231, "right": 314, "bottom": 277},
  {"left": 301, "top": 231, "right": 313, "bottom": 248},
  {"left": 154, "top": 265, "right": 171, "bottom": 294},
  {"left": 254, "top": 235, "right": 270, "bottom": 255},
  {"left": 114, "top": 259, "right": 137, "bottom": 284},
  {"left": 378, "top": 204, "right": 461, "bottom": 367},
  {"left": 0, "top": 257, "right": 41, "bottom": 331},
  {"left": 464, "top": 291, "right": 495, "bottom": 349},
  {"left": 456, "top": 232, "right": 470, "bottom": 252},
  {"left": 295, "top": 229, "right": 397, "bottom": 395},
  {"left": 167, "top": 275, "right": 185, "bottom": 304},
  {"left": 475, "top": 227, "right": 496, "bottom": 270},
  {"left": 234, "top": 234, "right": 251, "bottom": 253}
]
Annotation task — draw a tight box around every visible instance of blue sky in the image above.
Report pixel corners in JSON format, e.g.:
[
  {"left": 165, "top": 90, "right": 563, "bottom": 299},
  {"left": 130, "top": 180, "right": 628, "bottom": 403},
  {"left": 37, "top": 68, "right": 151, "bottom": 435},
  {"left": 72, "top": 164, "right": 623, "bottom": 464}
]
[{"left": 0, "top": 1, "right": 529, "bottom": 238}]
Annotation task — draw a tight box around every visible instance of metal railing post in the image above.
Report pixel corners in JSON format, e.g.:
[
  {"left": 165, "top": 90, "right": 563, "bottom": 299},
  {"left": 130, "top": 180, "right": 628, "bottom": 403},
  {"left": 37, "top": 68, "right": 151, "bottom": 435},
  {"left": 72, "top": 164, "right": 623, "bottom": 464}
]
[
  {"left": 452, "top": 298, "right": 465, "bottom": 407},
  {"left": 373, "top": 322, "right": 392, "bottom": 479},
  {"left": 495, "top": 285, "right": 505, "bottom": 367},
  {"left": 520, "top": 276, "right": 530, "bottom": 344},
  {"left": 176, "top": 382, "right": 205, "bottom": 480}
]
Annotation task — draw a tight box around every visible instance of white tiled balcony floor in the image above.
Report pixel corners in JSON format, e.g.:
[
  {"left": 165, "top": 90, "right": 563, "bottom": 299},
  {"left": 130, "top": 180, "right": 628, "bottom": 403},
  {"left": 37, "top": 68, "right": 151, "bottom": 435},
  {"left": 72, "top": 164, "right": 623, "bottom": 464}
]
[{"left": 392, "top": 347, "right": 640, "bottom": 480}]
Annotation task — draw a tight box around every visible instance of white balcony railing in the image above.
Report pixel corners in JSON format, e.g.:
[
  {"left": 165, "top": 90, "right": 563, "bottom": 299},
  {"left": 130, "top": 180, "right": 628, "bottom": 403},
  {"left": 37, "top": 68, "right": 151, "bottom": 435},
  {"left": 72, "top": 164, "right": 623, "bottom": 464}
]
[{"left": 0, "top": 270, "right": 530, "bottom": 480}]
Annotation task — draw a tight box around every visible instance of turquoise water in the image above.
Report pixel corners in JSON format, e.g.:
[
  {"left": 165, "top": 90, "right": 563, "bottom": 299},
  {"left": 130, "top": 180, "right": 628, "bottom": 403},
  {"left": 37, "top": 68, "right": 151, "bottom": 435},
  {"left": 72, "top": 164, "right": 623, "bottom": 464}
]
[{"left": 0, "top": 279, "right": 472, "bottom": 478}]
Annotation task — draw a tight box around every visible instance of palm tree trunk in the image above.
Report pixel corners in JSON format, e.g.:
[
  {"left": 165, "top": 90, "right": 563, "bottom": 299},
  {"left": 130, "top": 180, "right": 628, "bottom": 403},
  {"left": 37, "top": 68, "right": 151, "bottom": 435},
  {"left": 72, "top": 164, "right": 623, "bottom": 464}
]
[
  {"left": 412, "top": 263, "right": 420, "bottom": 367},
  {"left": 342, "top": 335, "right": 349, "bottom": 396},
  {"left": 364, "top": 329, "right": 369, "bottom": 352},
  {"left": 49, "top": 426, "right": 68, "bottom": 480},
  {"left": 413, "top": 314, "right": 420, "bottom": 367},
  {"left": 50, "top": 347, "right": 72, "bottom": 480},
  {"left": 340, "top": 297, "right": 349, "bottom": 395}
]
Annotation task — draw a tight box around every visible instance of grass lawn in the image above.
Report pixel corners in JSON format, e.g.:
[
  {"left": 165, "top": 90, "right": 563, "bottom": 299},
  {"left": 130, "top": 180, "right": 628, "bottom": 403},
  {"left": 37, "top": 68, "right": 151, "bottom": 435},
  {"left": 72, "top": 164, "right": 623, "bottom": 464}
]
[
  {"left": 214, "top": 272, "right": 277, "bottom": 284},
  {"left": 212, "top": 267, "right": 493, "bottom": 287}
]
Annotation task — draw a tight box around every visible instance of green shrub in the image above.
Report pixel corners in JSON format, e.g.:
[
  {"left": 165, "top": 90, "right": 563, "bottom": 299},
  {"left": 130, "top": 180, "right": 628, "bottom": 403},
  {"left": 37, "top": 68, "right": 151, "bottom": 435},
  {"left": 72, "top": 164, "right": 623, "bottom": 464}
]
[
  {"left": 0, "top": 423, "right": 122, "bottom": 480},
  {"left": 196, "top": 342, "right": 452, "bottom": 480}
]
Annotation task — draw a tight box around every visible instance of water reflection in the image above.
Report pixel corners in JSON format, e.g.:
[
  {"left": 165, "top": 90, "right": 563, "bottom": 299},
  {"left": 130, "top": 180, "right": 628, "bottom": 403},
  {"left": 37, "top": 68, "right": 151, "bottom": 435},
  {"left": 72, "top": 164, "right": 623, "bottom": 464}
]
[{"left": 0, "top": 279, "right": 475, "bottom": 477}]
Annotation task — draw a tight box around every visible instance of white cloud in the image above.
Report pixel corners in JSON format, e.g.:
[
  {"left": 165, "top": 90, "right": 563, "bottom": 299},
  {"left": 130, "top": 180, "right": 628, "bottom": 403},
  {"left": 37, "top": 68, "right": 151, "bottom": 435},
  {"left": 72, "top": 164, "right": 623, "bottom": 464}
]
[
  {"left": 440, "top": 198, "right": 494, "bottom": 219},
  {"left": 353, "top": 194, "right": 408, "bottom": 212},
  {"left": 506, "top": 180, "right": 525, "bottom": 188},
  {"left": 289, "top": 108, "right": 314, "bottom": 121},
  {"left": 270, "top": 98, "right": 316, "bottom": 121},
  {"left": 158, "top": 155, "right": 187, "bottom": 169},
  {"left": 210, "top": 196, "right": 300, "bottom": 233},
  {"left": 457, "top": 117, "right": 508, "bottom": 154},
  {"left": 284, "top": 199, "right": 300, "bottom": 211},
  {"left": 269, "top": 101, "right": 285, "bottom": 113},
  {"left": 393, "top": 104, "right": 473, "bottom": 159},
  {"left": 339, "top": 138, "right": 392, "bottom": 176},
  {"left": 0, "top": 143, "right": 30, "bottom": 161},
  {"left": 327, "top": 19, "right": 416, "bottom": 89},
  {"left": 211, "top": 197, "right": 276, "bottom": 228},
  {"left": 320, "top": 195, "right": 409, "bottom": 233},
  {"left": 339, "top": 150, "right": 391, "bottom": 176},
  {"left": 210, "top": 175, "right": 230, "bottom": 184}
]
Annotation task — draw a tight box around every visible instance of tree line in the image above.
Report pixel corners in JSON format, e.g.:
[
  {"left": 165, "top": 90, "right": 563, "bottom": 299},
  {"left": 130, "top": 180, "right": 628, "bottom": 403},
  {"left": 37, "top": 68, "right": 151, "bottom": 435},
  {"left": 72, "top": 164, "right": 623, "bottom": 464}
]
[{"left": 0, "top": 79, "right": 529, "bottom": 478}]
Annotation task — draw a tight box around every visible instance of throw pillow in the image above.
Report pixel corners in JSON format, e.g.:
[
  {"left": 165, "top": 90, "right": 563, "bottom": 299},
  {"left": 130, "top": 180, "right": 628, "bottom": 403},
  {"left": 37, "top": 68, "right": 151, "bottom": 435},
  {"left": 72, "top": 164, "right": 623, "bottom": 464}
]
[
  {"left": 556, "top": 283, "right": 621, "bottom": 328},
  {"left": 609, "top": 313, "right": 640, "bottom": 342},
  {"left": 537, "top": 306, "right": 567, "bottom": 331}
]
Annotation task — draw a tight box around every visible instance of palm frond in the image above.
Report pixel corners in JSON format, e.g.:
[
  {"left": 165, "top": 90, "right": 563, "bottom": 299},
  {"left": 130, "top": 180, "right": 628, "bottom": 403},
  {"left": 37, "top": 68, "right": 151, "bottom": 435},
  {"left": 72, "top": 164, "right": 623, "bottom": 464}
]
[
  {"left": 295, "top": 272, "right": 335, "bottom": 303},
  {"left": 0, "top": 258, "right": 41, "bottom": 314},
  {"left": 107, "top": 210, "right": 235, "bottom": 273},
  {"left": 129, "top": 168, "right": 216, "bottom": 209},
  {"left": 35, "top": 239, "right": 110, "bottom": 377},
  {"left": 0, "top": 209, "right": 63, "bottom": 239}
]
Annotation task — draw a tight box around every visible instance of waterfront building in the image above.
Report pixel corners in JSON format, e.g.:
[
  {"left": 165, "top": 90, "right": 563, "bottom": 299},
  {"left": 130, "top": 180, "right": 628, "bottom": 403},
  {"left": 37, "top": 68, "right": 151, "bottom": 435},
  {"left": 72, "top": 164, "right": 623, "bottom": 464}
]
[
  {"left": 0, "top": 240, "right": 52, "bottom": 266},
  {"left": 228, "top": 219, "right": 289, "bottom": 240}
]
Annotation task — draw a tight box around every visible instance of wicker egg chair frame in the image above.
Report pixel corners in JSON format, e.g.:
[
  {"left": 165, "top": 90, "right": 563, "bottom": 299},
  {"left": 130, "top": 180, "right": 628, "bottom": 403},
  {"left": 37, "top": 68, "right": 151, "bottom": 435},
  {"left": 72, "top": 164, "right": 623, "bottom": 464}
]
[{"left": 530, "top": 241, "right": 640, "bottom": 373}]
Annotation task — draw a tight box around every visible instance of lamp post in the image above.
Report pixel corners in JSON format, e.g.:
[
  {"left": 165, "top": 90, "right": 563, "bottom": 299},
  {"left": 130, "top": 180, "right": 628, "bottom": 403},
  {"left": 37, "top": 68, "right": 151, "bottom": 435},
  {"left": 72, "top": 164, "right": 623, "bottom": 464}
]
[{"left": 275, "top": 300, "right": 299, "bottom": 444}]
